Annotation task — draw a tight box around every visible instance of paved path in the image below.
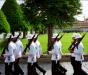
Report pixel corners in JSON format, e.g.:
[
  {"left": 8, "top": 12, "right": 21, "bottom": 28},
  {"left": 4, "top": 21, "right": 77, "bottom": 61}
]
[{"left": 0, "top": 62, "right": 88, "bottom": 75}]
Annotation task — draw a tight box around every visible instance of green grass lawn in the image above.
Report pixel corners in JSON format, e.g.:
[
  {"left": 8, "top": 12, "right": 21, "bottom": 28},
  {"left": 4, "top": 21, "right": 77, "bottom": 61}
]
[{"left": 0, "top": 32, "right": 88, "bottom": 54}]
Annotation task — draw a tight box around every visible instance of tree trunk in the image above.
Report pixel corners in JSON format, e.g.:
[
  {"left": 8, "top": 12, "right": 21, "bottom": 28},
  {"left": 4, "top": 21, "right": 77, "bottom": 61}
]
[
  {"left": 23, "top": 31, "right": 27, "bottom": 38},
  {"left": 48, "top": 24, "right": 53, "bottom": 51}
]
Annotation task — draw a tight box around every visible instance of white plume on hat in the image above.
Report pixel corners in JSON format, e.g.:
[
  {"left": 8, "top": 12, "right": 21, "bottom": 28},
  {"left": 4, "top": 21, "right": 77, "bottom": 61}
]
[
  {"left": 15, "top": 32, "right": 19, "bottom": 36},
  {"left": 13, "top": 32, "right": 19, "bottom": 38},
  {"left": 11, "top": 35, "right": 14, "bottom": 38},
  {"left": 52, "top": 33, "right": 60, "bottom": 38},
  {"left": 27, "top": 34, "right": 34, "bottom": 39},
  {"left": 75, "top": 33, "right": 82, "bottom": 39},
  {"left": 11, "top": 35, "right": 17, "bottom": 38},
  {"left": 72, "top": 33, "right": 77, "bottom": 38}
]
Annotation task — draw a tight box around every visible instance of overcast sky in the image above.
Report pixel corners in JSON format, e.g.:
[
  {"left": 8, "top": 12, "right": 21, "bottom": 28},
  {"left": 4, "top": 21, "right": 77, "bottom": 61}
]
[
  {"left": 0, "top": 0, "right": 88, "bottom": 21},
  {"left": 74, "top": 0, "right": 88, "bottom": 21}
]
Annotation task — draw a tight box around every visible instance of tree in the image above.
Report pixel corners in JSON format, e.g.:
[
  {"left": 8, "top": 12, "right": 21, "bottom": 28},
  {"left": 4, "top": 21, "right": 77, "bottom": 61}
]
[
  {"left": 0, "top": 10, "right": 10, "bottom": 33},
  {"left": 21, "top": 0, "right": 81, "bottom": 51},
  {"left": 1, "top": 0, "right": 29, "bottom": 33}
]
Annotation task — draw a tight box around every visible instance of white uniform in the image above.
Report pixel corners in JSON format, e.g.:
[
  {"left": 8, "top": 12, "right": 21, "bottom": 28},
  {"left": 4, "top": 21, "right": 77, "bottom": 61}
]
[
  {"left": 15, "top": 39, "right": 23, "bottom": 59},
  {"left": 72, "top": 42, "right": 84, "bottom": 61},
  {"left": 35, "top": 40, "right": 42, "bottom": 58},
  {"left": 51, "top": 41, "right": 62, "bottom": 61},
  {"left": 28, "top": 42, "right": 37, "bottom": 63},
  {"left": 4, "top": 41, "right": 17, "bottom": 63}
]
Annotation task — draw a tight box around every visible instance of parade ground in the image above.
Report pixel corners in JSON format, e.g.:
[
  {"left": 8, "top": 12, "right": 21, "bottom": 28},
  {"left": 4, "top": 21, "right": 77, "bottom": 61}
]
[
  {"left": 0, "top": 33, "right": 88, "bottom": 75},
  {"left": 0, "top": 62, "right": 88, "bottom": 75},
  {"left": 0, "top": 54, "right": 88, "bottom": 75}
]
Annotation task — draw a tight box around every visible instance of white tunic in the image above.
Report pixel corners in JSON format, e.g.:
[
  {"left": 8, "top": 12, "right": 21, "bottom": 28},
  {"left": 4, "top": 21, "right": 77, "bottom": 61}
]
[
  {"left": 27, "top": 42, "right": 37, "bottom": 63},
  {"left": 71, "top": 42, "right": 84, "bottom": 61},
  {"left": 4, "top": 41, "right": 16, "bottom": 63},
  {"left": 15, "top": 39, "right": 23, "bottom": 59},
  {"left": 51, "top": 41, "right": 62, "bottom": 61},
  {"left": 35, "top": 40, "right": 42, "bottom": 58}
]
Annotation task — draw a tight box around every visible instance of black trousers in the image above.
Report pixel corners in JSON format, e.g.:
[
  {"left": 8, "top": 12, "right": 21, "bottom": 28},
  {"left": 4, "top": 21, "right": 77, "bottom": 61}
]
[
  {"left": 52, "top": 61, "right": 57, "bottom": 75},
  {"left": 14, "top": 58, "right": 24, "bottom": 75},
  {"left": 27, "top": 63, "right": 39, "bottom": 75},
  {"left": 71, "top": 56, "right": 77, "bottom": 75},
  {"left": 33, "top": 62, "right": 46, "bottom": 73},
  {"left": 75, "top": 61, "right": 88, "bottom": 75},
  {"left": 52, "top": 60, "right": 66, "bottom": 75},
  {"left": 57, "top": 61, "right": 67, "bottom": 72},
  {"left": 81, "top": 69, "right": 88, "bottom": 75},
  {"left": 71, "top": 56, "right": 88, "bottom": 75},
  {"left": 5, "top": 62, "right": 14, "bottom": 75}
]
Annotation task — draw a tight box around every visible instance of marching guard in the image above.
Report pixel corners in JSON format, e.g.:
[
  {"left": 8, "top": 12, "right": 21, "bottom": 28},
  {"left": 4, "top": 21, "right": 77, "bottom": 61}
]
[
  {"left": 70, "top": 33, "right": 77, "bottom": 75},
  {"left": 3, "top": 34, "right": 17, "bottom": 75},
  {"left": 27, "top": 34, "right": 39, "bottom": 75},
  {"left": 49, "top": 33, "right": 67, "bottom": 75},
  {"left": 27, "top": 34, "right": 46, "bottom": 75},
  {"left": 14, "top": 32, "right": 24, "bottom": 75},
  {"left": 33, "top": 34, "right": 46, "bottom": 75},
  {"left": 70, "top": 33, "right": 87, "bottom": 75}
]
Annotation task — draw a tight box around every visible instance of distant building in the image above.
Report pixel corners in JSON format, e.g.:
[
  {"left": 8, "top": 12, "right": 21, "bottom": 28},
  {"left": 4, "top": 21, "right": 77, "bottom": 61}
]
[
  {"left": 54, "top": 18, "right": 88, "bottom": 32},
  {"left": 73, "top": 18, "right": 88, "bottom": 32}
]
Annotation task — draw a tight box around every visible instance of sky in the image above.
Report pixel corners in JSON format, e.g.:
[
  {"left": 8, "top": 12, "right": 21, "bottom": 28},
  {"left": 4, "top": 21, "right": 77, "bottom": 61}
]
[
  {"left": 75, "top": 0, "right": 88, "bottom": 21},
  {"left": 0, "top": 0, "right": 88, "bottom": 21}
]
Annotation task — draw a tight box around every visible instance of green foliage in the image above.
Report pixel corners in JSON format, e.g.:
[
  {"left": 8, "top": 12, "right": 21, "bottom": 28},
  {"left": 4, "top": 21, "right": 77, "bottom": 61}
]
[
  {"left": 21, "top": 0, "right": 81, "bottom": 28},
  {"left": 1, "top": 0, "right": 29, "bottom": 32},
  {"left": 0, "top": 39, "right": 7, "bottom": 48},
  {"left": 31, "top": 23, "right": 47, "bottom": 33},
  {"left": 0, "top": 39, "right": 7, "bottom": 53},
  {"left": 0, "top": 10, "right": 10, "bottom": 33}
]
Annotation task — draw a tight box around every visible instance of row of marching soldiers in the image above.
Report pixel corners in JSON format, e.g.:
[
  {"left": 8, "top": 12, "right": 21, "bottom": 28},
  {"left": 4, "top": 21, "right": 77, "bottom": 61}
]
[
  {"left": 0, "top": 32, "right": 88, "bottom": 75},
  {"left": 1, "top": 32, "right": 46, "bottom": 75}
]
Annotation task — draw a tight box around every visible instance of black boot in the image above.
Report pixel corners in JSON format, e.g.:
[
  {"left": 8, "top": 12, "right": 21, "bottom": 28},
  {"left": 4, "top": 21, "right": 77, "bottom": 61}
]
[
  {"left": 43, "top": 71, "right": 46, "bottom": 75},
  {"left": 21, "top": 72, "right": 24, "bottom": 75}
]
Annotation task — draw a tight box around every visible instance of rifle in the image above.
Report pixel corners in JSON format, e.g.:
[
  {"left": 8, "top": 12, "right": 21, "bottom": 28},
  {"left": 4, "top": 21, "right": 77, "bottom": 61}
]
[
  {"left": 70, "top": 33, "right": 86, "bottom": 53},
  {"left": 58, "top": 33, "right": 65, "bottom": 41},
  {"left": 1, "top": 32, "right": 21, "bottom": 56},
  {"left": 1, "top": 35, "right": 12, "bottom": 56},
  {"left": 68, "top": 40, "right": 76, "bottom": 51},
  {"left": 34, "top": 33, "right": 40, "bottom": 42},
  {"left": 23, "top": 34, "right": 35, "bottom": 54},
  {"left": 15, "top": 32, "right": 21, "bottom": 41},
  {"left": 48, "top": 33, "right": 64, "bottom": 51}
]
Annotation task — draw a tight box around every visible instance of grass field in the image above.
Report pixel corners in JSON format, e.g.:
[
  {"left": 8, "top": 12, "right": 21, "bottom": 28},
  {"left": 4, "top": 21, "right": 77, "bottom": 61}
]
[{"left": 0, "top": 32, "right": 88, "bottom": 54}]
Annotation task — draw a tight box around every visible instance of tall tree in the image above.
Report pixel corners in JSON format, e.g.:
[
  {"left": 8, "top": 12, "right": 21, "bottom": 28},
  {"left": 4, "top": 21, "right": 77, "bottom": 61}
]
[
  {"left": 0, "top": 10, "right": 10, "bottom": 33},
  {"left": 1, "top": 0, "right": 29, "bottom": 33},
  {"left": 21, "top": 0, "right": 81, "bottom": 51}
]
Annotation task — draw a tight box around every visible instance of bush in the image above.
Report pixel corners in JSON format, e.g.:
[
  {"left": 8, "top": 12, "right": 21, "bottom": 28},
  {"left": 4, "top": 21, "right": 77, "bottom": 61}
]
[
  {"left": 1, "top": 0, "right": 29, "bottom": 32},
  {"left": 0, "top": 10, "right": 10, "bottom": 33}
]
